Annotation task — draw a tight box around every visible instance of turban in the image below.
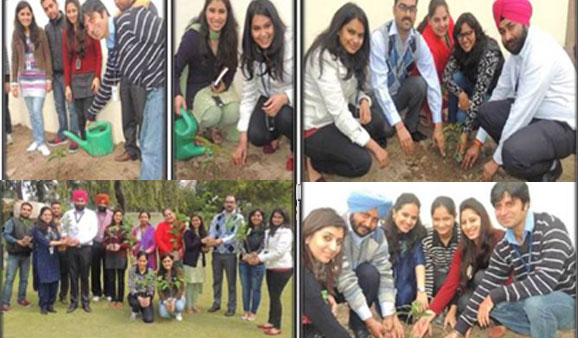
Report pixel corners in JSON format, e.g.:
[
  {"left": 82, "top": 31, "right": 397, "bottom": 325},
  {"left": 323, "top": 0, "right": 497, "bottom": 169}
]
[
  {"left": 72, "top": 190, "right": 89, "bottom": 203},
  {"left": 95, "top": 193, "right": 110, "bottom": 206},
  {"left": 347, "top": 190, "right": 392, "bottom": 219},
  {"left": 493, "top": 0, "right": 532, "bottom": 29}
]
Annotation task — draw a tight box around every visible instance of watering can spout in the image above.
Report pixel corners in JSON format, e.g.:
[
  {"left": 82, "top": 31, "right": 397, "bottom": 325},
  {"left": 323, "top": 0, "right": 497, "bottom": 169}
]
[{"left": 63, "top": 131, "right": 88, "bottom": 150}]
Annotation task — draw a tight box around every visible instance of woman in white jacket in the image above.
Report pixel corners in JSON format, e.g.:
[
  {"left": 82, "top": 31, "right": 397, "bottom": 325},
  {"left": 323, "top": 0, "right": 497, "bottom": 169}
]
[
  {"left": 250, "top": 208, "right": 293, "bottom": 336},
  {"left": 233, "top": 0, "right": 293, "bottom": 170},
  {"left": 304, "top": 3, "right": 389, "bottom": 181}
]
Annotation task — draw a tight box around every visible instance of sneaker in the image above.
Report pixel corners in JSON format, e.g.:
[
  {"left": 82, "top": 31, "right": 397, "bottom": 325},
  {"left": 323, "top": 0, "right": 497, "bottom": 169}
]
[
  {"left": 130, "top": 312, "right": 139, "bottom": 320},
  {"left": 106, "top": 296, "right": 112, "bottom": 302},
  {"left": 48, "top": 137, "right": 68, "bottom": 147},
  {"left": 92, "top": 296, "right": 100, "bottom": 302},
  {"left": 38, "top": 144, "right": 51, "bottom": 157},
  {"left": 69, "top": 142, "right": 79, "bottom": 153},
  {"left": 6, "top": 134, "right": 13, "bottom": 145},
  {"left": 175, "top": 313, "right": 183, "bottom": 321},
  {"left": 17, "top": 299, "right": 31, "bottom": 308},
  {"left": 27, "top": 142, "right": 39, "bottom": 152}
]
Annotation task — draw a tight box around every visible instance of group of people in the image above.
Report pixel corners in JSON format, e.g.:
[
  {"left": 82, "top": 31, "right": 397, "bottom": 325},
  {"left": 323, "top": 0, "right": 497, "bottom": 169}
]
[
  {"left": 302, "top": 182, "right": 576, "bottom": 338},
  {"left": 174, "top": 0, "right": 294, "bottom": 172},
  {"left": 7, "top": 0, "right": 166, "bottom": 179},
  {"left": 2, "top": 192, "right": 293, "bottom": 335},
  {"left": 304, "top": 0, "right": 576, "bottom": 182}
]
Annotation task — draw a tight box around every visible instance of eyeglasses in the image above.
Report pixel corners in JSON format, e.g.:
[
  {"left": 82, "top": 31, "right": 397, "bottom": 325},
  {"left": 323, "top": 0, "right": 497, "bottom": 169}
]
[
  {"left": 398, "top": 3, "right": 417, "bottom": 13},
  {"left": 458, "top": 30, "right": 475, "bottom": 41}
]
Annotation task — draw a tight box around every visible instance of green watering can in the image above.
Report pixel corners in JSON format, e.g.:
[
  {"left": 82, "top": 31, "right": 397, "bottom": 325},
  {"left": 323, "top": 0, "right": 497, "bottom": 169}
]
[
  {"left": 175, "top": 108, "right": 206, "bottom": 160},
  {"left": 63, "top": 121, "right": 114, "bottom": 157}
]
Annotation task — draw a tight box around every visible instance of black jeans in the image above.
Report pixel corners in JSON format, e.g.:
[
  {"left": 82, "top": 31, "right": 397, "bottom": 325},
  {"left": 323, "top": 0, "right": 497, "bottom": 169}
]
[
  {"left": 211, "top": 252, "right": 237, "bottom": 311},
  {"left": 247, "top": 96, "right": 293, "bottom": 150},
  {"left": 392, "top": 76, "right": 427, "bottom": 133},
  {"left": 266, "top": 269, "right": 293, "bottom": 330},
  {"left": 90, "top": 241, "right": 108, "bottom": 298},
  {"left": 128, "top": 293, "right": 154, "bottom": 323},
  {"left": 106, "top": 268, "right": 126, "bottom": 302},
  {"left": 67, "top": 246, "right": 92, "bottom": 306},
  {"left": 58, "top": 249, "right": 69, "bottom": 301},
  {"left": 73, "top": 96, "right": 93, "bottom": 140},
  {"left": 38, "top": 281, "right": 58, "bottom": 311},
  {"left": 120, "top": 77, "right": 146, "bottom": 159},
  {"left": 478, "top": 99, "right": 576, "bottom": 180}
]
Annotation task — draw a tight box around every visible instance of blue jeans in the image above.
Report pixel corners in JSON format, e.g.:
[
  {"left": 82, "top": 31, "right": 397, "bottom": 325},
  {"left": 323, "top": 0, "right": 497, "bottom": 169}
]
[
  {"left": 3, "top": 254, "right": 31, "bottom": 305},
  {"left": 491, "top": 291, "right": 576, "bottom": 338},
  {"left": 139, "top": 86, "right": 166, "bottom": 179},
  {"left": 239, "top": 261, "right": 265, "bottom": 314},
  {"left": 52, "top": 73, "right": 79, "bottom": 139},
  {"left": 448, "top": 71, "right": 471, "bottom": 123},
  {"left": 158, "top": 297, "right": 185, "bottom": 318},
  {"left": 23, "top": 96, "right": 46, "bottom": 145}
]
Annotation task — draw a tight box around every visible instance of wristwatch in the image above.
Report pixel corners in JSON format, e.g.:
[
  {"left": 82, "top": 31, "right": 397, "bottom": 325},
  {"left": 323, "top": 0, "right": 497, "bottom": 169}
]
[{"left": 417, "top": 286, "right": 426, "bottom": 293}]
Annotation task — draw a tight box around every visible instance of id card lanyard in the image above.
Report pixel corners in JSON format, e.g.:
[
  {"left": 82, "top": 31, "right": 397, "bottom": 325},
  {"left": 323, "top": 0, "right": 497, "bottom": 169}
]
[{"left": 512, "top": 231, "right": 534, "bottom": 274}]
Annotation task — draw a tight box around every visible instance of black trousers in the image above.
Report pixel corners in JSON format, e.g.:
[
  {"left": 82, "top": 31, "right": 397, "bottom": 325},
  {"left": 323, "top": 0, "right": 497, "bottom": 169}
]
[
  {"left": 73, "top": 96, "right": 93, "bottom": 140},
  {"left": 212, "top": 252, "right": 237, "bottom": 311},
  {"left": 266, "top": 269, "right": 293, "bottom": 330},
  {"left": 392, "top": 76, "right": 427, "bottom": 133},
  {"left": 128, "top": 293, "right": 154, "bottom": 323},
  {"left": 58, "top": 249, "right": 69, "bottom": 301},
  {"left": 305, "top": 104, "right": 387, "bottom": 178},
  {"left": 90, "top": 241, "right": 108, "bottom": 298},
  {"left": 67, "top": 246, "right": 92, "bottom": 306},
  {"left": 4, "top": 89, "right": 12, "bottom": 134},
  {"left": 247, "top": 96, "right": 293, "bottom": 150},
  {"left": 478, "top": 99, "right": 576, "bottom": 180},
  {"left": 38, "top": 281, "right": 58, "bottom": 311},
  {"left": 120, "top": 77, "right": 146, "bottom": 160},
  {"left": 106, "top": 268, "right": 126, "bottom": 302},
  {"left": 335, "top": 262, "right": 383, "bottom": 332}
]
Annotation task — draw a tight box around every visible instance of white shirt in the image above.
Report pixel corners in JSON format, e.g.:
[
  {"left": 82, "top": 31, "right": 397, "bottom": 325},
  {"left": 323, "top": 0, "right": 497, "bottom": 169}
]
[
  {"left": 258, "top": 227, "right": 293, "bottom": 269},
  {"left": 237, "top": 29, "right": 294, "bottom": 132},
  {"left": 61, "top": 208, "right": 98, "bottom": 246},
  {"left": 476, "top": 26, "right": 576, "bottom": 165},
  {"left": 304, "top": 48, "right": 373, "bottom": 147}
]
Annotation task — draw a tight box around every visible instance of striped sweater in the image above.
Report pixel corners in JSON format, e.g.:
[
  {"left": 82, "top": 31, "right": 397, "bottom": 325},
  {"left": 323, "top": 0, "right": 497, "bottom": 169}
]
[
  {"left": 422, "top": 225, "right": 460, "bottom": 298},
  {"left": 87, "top": 7, "right": 165, "bottom": 120},
  {"left": 455, "top": 212, "right": 576, "bottom": 335}
]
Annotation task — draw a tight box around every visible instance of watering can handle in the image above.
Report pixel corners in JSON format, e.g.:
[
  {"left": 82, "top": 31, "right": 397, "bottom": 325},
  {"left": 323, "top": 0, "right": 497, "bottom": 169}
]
[{"left": 178, "top": 108, "right": 197, "bottom": 135}]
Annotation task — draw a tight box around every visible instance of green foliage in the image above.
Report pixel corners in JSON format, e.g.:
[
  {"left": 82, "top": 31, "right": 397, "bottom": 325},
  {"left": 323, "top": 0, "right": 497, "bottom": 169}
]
[
  {"left": 196, "top": 135, "right": 221, "bottom": 178},
  {"left": 397, "top": 301, "right": 429, "bottom": 324}
]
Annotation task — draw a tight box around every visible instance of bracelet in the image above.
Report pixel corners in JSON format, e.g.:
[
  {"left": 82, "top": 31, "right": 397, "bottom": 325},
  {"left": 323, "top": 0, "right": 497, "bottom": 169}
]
[{"left": 473, "top": 139, "right": 484, "bottom": 148}]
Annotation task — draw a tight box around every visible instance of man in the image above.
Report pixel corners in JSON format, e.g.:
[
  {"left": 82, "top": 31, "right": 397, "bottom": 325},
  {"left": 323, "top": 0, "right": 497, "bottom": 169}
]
[
  {"left": 51, "top": 201, "right": 69, "bottom": 304},
  {"left": 92, "top": 194, "right": 113, "bottom": 301},
  {"left": 113, "top": 0, "right": 158, "bottom": 162},
  {"left": 370, "top": 0, "right": 445, "bottom": 157},
  {"left": 336, "top": 191, "right": 404, "bottom": 338},
  {"left": 205, "top": 195, "right": 244, "bottom": 317},
  {"left": 81, "top": 0, "right": 166, "bottom": 179},
  {"left": 446, "top": 182, "right": 576, "bottom": 338},
  {"left": 462, "top": 0, "right": 576, "bottom": 181},
  {"left": 41, "top": 0, "right": 79, "bottom": 152},
  {"left": 61, "top": 190, "right": 98, "bottom": 313},
  {"left": 4, "top": 46, "right": 13, "bottom": 145},
  {"left": 2, "top": 202, "right": 34, "bottom": 312}
]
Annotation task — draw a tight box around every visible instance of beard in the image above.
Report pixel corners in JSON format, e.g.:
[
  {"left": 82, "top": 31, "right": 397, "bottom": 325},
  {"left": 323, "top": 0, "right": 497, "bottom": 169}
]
[
  {"left": 504, "top": 26, "right": 528, "bottom": 55},
  {"left": 98, "top": 206, "right": 107, "bottom": 212},
  {"left": 350, "top": 215, "right": 373, "bottom": 238},
  {"left": 75, "top": 204, "right": 86, "bottom": 212}
]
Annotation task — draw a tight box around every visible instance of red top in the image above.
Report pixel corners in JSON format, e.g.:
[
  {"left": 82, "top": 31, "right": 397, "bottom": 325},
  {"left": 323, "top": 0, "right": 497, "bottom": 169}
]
[
  {"left": 154, "top": 221, "right": 184, "bottom": 258},
  {"left": 420, "top": 18, "right": 455, "bottom": 82},
  {"left": 62, "top": 29, "right": 103, "bottom": 87}
]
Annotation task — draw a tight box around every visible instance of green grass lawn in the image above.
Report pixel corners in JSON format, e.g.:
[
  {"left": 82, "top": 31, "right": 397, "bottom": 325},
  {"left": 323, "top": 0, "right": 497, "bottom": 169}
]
[{"left": 2, "top": 253, "right": 294, "bottom": 338}]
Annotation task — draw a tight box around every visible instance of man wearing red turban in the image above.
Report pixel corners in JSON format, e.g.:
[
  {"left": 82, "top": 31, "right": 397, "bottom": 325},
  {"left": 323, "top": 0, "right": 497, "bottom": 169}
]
[
  {"left": 91, "top": 193, "right": 113, "bottom": 302},
  {"left": 462, "top": 0, "right": 576, "bottom": 183}
]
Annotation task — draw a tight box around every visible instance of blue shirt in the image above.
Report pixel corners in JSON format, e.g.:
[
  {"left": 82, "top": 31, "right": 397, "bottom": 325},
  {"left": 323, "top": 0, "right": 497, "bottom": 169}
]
[
  {"left": 370, "top": 21, "right": 442, "bottom": 126},
  {"left": 505, "top": 210, "right": 535, "bottom": 246},
  {"left": 106, "top": 16, "right": 116, "bottom": 50},
  {"left": 208, "top": 211, "right": 244, "bottom": 254},
  {"left": 392, "top": 238, "right": 426, "bottom": 308}
]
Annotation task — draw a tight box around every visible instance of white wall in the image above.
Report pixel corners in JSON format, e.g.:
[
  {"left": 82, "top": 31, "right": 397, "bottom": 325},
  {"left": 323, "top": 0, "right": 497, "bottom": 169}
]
[
  {"left": 4, "top": 0, "right": 165, "bottom": 144},
  {"left": 303, "top": 182, "right": 576, "bottom": 244},
  {"left": 304, "top": 0, "right": 570, "bottom": 53},
  {"left": 174, "top": 0, "right": 294, "bottom": 98}
]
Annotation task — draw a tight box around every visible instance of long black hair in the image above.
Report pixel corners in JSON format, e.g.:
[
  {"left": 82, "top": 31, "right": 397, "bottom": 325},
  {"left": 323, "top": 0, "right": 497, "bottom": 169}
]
[
  {"left": 240, "top": 0, "right": 286, "bottom": 82},
  {"left": 268, "top": 207, "right": 290, "bottom": 237},
  {"left": 14, "top": 1, "right": 41, "bottom": 51},
  {"left": 37, "top": 206, "right": 55, "bottom": 233},
  {"left": 383, "top": 193, "right": 427, "bottom": 266},
  {"left": 247, "top": 208, "right": 266, "bottom": 230},
  {"left": 64, "top": 0, "right": 87, "bottom": 59},
  {"left": 304, "top": 2, "right": 370, "bottom": 89},
  {"left": 191, "top": 0, "right": 239, "bottom": 73},
  {"left": 452, "top": 13, "right": 492, "bottom": 81},
  {"left": 158, "top": 253, "right": 178, "bottom": 280},
  {"left": 188, "top": 212, "right": 208, "bottom": 239}
]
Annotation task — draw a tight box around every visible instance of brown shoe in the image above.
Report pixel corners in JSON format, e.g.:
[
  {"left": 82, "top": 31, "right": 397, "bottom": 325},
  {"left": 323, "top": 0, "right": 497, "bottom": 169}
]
[
  {"left": 115, "top": 151, "right": 133, "bottom": 162},
  {"left": 17, "top": 299, "right": 31, "bottom": 307}
]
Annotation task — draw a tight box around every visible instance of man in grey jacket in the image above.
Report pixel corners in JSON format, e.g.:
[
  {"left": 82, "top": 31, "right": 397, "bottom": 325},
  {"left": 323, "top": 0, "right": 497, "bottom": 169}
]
[{"left": 336, "top": 190, "right": 404, "bottom": 338}]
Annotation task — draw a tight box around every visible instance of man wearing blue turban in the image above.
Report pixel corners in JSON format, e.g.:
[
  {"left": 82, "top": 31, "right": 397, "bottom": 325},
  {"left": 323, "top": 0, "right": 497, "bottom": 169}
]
[{"left": 335, "top": 190, "right": 404, "bottom": 338}]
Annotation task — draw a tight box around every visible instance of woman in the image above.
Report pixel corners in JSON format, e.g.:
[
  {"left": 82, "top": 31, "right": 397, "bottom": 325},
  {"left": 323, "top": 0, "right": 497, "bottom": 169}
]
[
  {"left": 157, "top": 253, "right": 185, "bottom": 321},
  {"left": 62, "top": 0, "right": 102, "bottom": 152},
  {"left": 32, "top": 207, "right": 65, "bottom": 314},
  {"left": 383, "top": 193, "right": 428, "bottom": 317},
  {"left": 253, "top": 208, "right": 293, "bottom": 336},
  {"left": 302, "top": 208, "right": 350, "bottom": 338},
  {"left": 174, "top": 0, "right": 240, "bottom": 144},
  {"left": 412, "top": 198, "right": 505, "bottom": 338},
  {"left": 132, "top": 211, "right": 157, "bottom": 270},
  {"left": 422, "top": 196, "right": 460, "bottom": 299},
  {"left": 128, "top": 251, "right": 155, "bottom": 323},
  {"left": 183, "top": 213, "right": 208, "bottom": 314},
  {"left": 233, "top": 0, "right": 293, "bottom": 170},
  {"left": 238, "top": 209, "right": 266, "bottom": 321},
  {"left": 442, "top": 13, "right": 504, "bottom": 156},
  {"left": 155, "top": 208, "right": 185, "bottom": 261},
  {"left": 304, "top": 3, "right": 388, "bottom": 181},
  {"left": 11, "top": 1, "right": 53, "bottom": 156},
  {"left": 103, "top": 209, "right": 130, "bottom": 308}
]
